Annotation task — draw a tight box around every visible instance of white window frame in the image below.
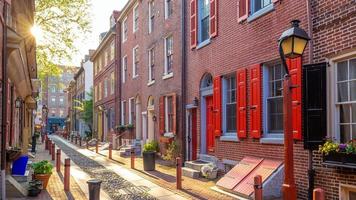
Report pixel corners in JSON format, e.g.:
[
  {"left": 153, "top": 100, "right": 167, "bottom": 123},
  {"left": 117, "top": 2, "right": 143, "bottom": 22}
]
[
  {"left": 104, "top": 78, "right": 108, "bottom": 98},
  {"left": 148, "top": 47, "right": 155, "bottom": 84},
  {"left": 164, "top": 96, "right": 173, "bottom": 134},
  {"left": 128, "top": 97, "right": 135, "bottom": 124},
  {"left": 148, "top": 0, "right": 154, "bottom": 34},
  {"left": 328, "top": 52, "right": 356, "bottom": 143},
  {"left": 121, "top": 100, "right": 126, "bottom": 125},
  {"left": 133, "top": 4, "right": 139, "bottom": 33},
  {"left": 122, "top": 17, "right": 128, "bottom": 42},
  {"left": 163, "top": 35, "right": 173, "bottom": 77},
  {"left": 110, "top": 41, "right": 115, "bottom": 61},
  {"left": 197, "top": 0, "right": 210, "bottom": 44},
  {"left": 221, "top": 75, "right": 237, "bottom": 138},
  {"left": 110, "top": 72, "right": 115, "bottom": 95},
  {"left": 133, "top": 45, "right": 139, "bottom": 78},
  {"left": 122, "top": 55, "right": 127, "bottom": 83},
  {"left": 164, "top": 0, "right": 172, "bottom": 19}
]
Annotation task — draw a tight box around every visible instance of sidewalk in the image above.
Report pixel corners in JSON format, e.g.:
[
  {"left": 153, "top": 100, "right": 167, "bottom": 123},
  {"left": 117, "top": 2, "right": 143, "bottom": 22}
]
[{"left": 73, "top": 138, "right": 234, "bottom": 199}]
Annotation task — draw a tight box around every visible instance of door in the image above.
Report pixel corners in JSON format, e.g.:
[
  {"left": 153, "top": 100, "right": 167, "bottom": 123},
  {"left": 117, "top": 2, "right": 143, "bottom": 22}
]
[
  {"left": 142, "top": 112, "right": 147, "bottom": 144},
  {"left": 206, "top": 96, "right": 215, "bottom": 152}
]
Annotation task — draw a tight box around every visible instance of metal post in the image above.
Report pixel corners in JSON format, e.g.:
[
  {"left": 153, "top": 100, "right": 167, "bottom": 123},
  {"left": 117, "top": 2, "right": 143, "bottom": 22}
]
[
  {"left": 109, "top": 143, "right": 112, "bottom": 159},
  {"left": 254, "top": 175, "right": 263, "bottom": 200},
  {"left": 51, "top": 144, "right": 55, "bottom": 161},
  {"left": 75, "top": 136, "right": 78, "bottom": 145},
  {"left": 96, "top": 140, "right": 99, "bottom": 153},
  {"left": 86, "top": 138, "right": 89, "bottom": 149},
  {"left": 87, "top": 179, "right": 102, "bottom": 200},
  {"left": 79, "top": 137, "right": 82, "bottom": 146},
  {"left": 176, "top": 157, "right": 182, "bottom": 190},
  {"left": 64, "top": 158, "right": 70, "bottom": 191},
  {"left": 56, "top": 149, "right": 61, "bottom": 173},
  {"left": 130, "top": 148, "right": 135, "bottom": 169},
  {"left": 313, "top": 188, "right": 325, "bottom": 200}
]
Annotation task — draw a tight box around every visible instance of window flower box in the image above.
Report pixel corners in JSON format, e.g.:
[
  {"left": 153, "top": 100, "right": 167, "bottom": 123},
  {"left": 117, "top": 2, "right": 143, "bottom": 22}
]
[
  {"left": 323, "top": 152, "right": 356, "bottom": 167},
  {"left": 320, "top": 139, "right": 356, "bottom": 168}
]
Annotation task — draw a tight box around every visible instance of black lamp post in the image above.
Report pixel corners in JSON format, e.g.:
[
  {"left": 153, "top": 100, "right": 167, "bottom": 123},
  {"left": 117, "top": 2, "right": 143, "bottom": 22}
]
[{"left": 279, "top": 20, "right": 310, "bottom": 200}]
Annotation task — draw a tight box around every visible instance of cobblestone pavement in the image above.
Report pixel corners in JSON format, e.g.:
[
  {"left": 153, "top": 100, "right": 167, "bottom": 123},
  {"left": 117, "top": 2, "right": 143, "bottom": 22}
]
[{"left": 52, "top": 137, "right": 156, "bottom": 200}]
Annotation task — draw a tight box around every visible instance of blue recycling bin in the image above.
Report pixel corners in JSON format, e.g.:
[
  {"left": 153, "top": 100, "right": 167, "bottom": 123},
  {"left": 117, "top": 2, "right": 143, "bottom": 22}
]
[{"left": 12, "top": 155, "right": 29, "bottom": 176}]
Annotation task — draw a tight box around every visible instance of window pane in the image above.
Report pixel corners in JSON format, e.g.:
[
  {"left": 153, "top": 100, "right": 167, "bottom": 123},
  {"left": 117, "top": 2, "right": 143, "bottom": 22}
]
[
  {"left": 350, "top": 59, "right": 356, "bottom": 79},
  {"left": 201, "top": 17, "right": 209, "bottom": 42},
  {"left": 350, "top": 81, "right": 356, "bottom": 101},
  {"left": 340, "top": 125, "right": 351, "bottom": 143},
  {"left": 226, "top": 104, "right": 236, "bottom": 132},
  {"left": 352, "top": 104, "right": 356, "bottom": 123},
  {"left": 337, "top": 61, "right": 348, "bottom": 81},
  {"left": 338, "top": 82, "right": 348, "bottom": 102},
  {"left": 340, "top": 104, "right": 350, "bottom": 123},
  {"left": 268, "top": 97, "right": 283, "bottom": 133},
  {"left": 275, "top": 81, "right": 282, "bottom": 96}
]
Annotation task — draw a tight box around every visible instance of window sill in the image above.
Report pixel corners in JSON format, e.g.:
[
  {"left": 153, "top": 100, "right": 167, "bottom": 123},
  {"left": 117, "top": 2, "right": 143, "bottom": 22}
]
[
  {"left": 162, "top": 73, "right": 173, "bottom": 80},
  {"left": 260, "top": 137, "right": 284, "bottom": 145},
  {"left": 132, "top": 75, "right": 139, "bottom": 79},
  {"left": 247, "top": 4, "right": 274, "bottom": 23},
  {"left": 163, "top": 132, "right": 174, "bottom": 138},
  {"left": 197, "top": 39, "right": 211, "bottom": 50},
  {"left": 147, "top": 80, "right": 155, "bottom": 86},
  {"left": 220, "top": 135, "right": 239, "bottom": 142}
]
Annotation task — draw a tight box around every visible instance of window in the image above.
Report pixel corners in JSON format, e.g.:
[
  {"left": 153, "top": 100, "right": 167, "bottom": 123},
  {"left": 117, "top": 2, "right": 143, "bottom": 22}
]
[
  {"left": 51, "top": 97, "right": 56, "bottom": 105},
  {"left": 165, "top": 0, "right": 173, "bottom": 19},
  {"left": 336, "top": 58, "right": 356, "bottom": 143},
  {"left": 122, "top": 55, "right": 127, "bottom": 83},
  {"left": 110, "top": 72, "right": 115, "bottom": 95},
  {"left": 122, "top": 17, "right": 128, "bottom": 42},
  {"left": 94, "top": 86, "right": 97, "bottom": 102},
  {"left": 129, "top": 98, "right": 135, "bottom": 124},
  {"left": 223, "top": 76, "right": 236, "bottom": 133},
  {"left": 133, "top": 46, "right": 139, "bottom": 78},
  {"left": 59, "top": 110, "right": 64, "bottom": 117},
  {"left": 148, "top": 0, "right": 154, "bottom": 33},
  {"left": 198, "top": 0, "right": 210, "bottom": 43},
  {"left": 104, "top": 50, "right": 108, "bottom": 67},
  {"left": 49, "top": 85, "right": 56, "bottom": 93},
  {"left": 165, "top": 96, "right": 174, "bottom": 133},
  {"left": 148, "top": 47, "right": 155, "bottom": 83},
  {"left": 164, "top": 36, "right": 173, "bottom": 75},
  {"left": 251, "top": 0, "right": 272, "bottom": 14},
  {"left": 104, "top": 78, "right": 108, "bottom": 98},
  {"left": 59, "top": 97, "right": 64, "bottom": 106},
  {"left": 110, "top": 41, "right": 115, "bottom": 61},
  {"left": 121, "top": 101, "right": 126, "bottom": 125},
  {"left": 133, "top": 4, "right": 139, "bottom": 32},
  {"left": 265, "top": 63, "right": 284, "bottom": 135},
  {"left": 110, "top": 108, "right": 115, "bottom": 129},
  {"left": 99, "top": 82, "right": 102, "bottom": 100}
]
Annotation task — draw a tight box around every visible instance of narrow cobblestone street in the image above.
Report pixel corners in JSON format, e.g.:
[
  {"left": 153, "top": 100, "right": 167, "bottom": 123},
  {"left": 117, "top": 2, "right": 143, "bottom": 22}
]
[{"left": 51, "top": 137, "right": 156, "bottom": 200}]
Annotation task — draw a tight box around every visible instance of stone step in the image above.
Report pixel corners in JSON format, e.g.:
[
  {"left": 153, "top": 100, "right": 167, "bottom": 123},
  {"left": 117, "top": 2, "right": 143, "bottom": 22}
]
[
  {"left": 185, "top": 160, "right": 212, "bottom": 171},
  {"left": 12, "top": 170, "right": 30, "bottom": 183},
  {"left": 182, "top": 167, "right": 200, "bottom": 179}
]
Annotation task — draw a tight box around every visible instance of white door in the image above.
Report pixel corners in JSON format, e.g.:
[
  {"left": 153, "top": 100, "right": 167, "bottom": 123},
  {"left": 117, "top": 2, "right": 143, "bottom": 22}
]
[
  {"left": 135, "top": 102, "right": 141, "bottom": 139},
  {"left": 147, "top": 110, "right": 155, "bottom": 141},
  {"left": 142, "top": 112, "right": 147, "bottom": 144}
]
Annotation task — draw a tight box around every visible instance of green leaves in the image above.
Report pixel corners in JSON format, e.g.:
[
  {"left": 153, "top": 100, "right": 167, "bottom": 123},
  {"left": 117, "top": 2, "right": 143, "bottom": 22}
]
[{"left": 31, "top": 160, "right": 53, "bottom": 174}]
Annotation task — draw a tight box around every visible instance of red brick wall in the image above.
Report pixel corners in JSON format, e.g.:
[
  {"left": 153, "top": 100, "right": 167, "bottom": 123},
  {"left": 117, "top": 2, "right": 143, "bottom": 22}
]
[{"left": 119, "top": 0, "right": 183, "bottom": 143}]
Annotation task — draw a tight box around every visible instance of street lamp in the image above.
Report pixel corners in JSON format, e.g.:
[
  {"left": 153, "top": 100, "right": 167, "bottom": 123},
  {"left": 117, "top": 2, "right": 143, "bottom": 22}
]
[
  {"left": 279, "top": 20, "right": 310, "bottom": 200},
  {"left": 15, "top": 97, "right": 23, "bottom": 108}
]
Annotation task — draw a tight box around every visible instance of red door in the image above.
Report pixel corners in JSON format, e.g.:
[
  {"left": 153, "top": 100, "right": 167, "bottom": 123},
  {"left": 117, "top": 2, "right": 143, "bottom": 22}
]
[{"left": 206, "top": 96, "right": 215, "bottom": 152}]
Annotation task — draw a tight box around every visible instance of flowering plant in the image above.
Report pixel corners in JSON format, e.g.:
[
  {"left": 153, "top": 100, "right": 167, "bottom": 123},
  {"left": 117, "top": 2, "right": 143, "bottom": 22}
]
[{"left": 319, "top": 139, "right": 356, "bottom": 155}]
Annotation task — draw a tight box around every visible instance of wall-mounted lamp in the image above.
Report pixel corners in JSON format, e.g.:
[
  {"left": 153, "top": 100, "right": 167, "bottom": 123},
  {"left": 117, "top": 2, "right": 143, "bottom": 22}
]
[
  {"left": 152, "top": 115, "right": 157, "bottom": 122},
  {"left": 15, "top": 97, "right": 23, "bottom": 108},
  {"left": 193, "top": 97, "right": 199, "bottom": 107}
]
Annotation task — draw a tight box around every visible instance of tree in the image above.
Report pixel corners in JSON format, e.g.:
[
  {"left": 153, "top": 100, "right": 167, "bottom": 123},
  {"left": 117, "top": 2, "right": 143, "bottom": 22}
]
[
  {"left": 34, "top": 0, "right": 91, "bottom": 80},
  {"left": 73, "top": 88, "right": 93, "bottom": 135}
]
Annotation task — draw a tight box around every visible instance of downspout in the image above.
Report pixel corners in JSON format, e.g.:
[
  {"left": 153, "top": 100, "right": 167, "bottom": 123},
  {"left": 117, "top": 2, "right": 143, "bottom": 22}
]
[
  {"left": 180, "top": 0, "right": 186, "bottom": 161},
  {"left": 306, "top": 0, "right": 315, "bottom": 199},
  {"left": 1, "top": 3, "right": 8, "bottom": 200}
]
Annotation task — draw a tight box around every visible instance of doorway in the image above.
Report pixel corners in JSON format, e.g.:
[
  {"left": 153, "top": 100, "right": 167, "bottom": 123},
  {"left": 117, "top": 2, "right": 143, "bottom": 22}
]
[
  {"left": 142, "top": 111, "right": 147, "bottom": 144},
  {"left": 147, "top": 96, "right": 155, "bottom": 141},
  {"left": 206, "top": 96, "right": 214, "bottom": 152},
  {"left": 200, "top": 73, "right": 214, "bottom": 154},
  {"left": 135, "top": 96, "right": 142, "bottom": 140},
  {"left": 186, "top": 108, "right": 197, "bottom": 161}
]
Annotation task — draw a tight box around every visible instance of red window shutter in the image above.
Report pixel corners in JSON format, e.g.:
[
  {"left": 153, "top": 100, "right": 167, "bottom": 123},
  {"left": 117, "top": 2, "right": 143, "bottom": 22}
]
[
  {"left": 249, "top": 64, "right": 262, "bottom": 138},
  {"left": 287, "top": 57, "right": 302, "bottom": 140},
  {"left": 213, "top": 76, "right": 222, "bottom": 137},
  {"left": 209, "top": 0, "right": 217, "bottom": 37},
  {"left": 172, "top": 93, "right": 177, "bottom": 135},
  {"left": 238, "top": 0, "right": 248, "bottom": 22},
  {"left": 236, "top": 69, "right": 247, "bottom": 138},
  {"left": 159, "top": 96, "right": 165, "bottom": 135},
  {"left": 190, "top": 0, "right": 197, "bottom": 49},
  {"left": 272, "top": 0, "right": 279, "bottom": 3}
]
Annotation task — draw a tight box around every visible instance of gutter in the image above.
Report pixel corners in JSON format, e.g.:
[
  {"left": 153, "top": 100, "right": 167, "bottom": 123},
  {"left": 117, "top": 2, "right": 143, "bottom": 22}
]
[{"left": 180, "top": 0, "right": 187, "bottom": 161}]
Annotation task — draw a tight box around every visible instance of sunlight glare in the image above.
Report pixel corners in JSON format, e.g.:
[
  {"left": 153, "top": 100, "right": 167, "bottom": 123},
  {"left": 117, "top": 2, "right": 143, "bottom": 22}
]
[{"left": 31, "top": 25, "right": 43, "bottom": 42}]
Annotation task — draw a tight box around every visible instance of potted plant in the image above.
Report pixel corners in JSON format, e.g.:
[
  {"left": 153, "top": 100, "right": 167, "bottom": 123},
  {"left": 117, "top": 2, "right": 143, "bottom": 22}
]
[
  {"left": 32, "top": 160, "right": 53, "bottom": 189},
  {"left": 319, "top": 139, "right": 356, "bottom": 167},
  {"left": 28, "top": 180, "right": 42, "bottom": 197},
  {"left": 126, "top": 124, "right": 135, "bottom": 132},
  {"left": 116, "top": 125, "right": 127, "bottom": 133},
  {"left": 162, "top": 140, "right": 181, "bottom": 166},
  {"left": 143, "top": 141, "right": 159, "bottom": 171}
]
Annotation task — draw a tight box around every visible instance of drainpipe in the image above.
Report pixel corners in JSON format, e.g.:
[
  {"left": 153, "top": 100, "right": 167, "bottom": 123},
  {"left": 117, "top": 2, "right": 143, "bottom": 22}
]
[
  {"left": 180, "top": 0, "right": 186, "bottom": 161},
  {"left": 306, "top": 0, "right": 315, "bottom": 199},
  {"left": 1, "top": 3, "right": 8, "bottom": 200}
]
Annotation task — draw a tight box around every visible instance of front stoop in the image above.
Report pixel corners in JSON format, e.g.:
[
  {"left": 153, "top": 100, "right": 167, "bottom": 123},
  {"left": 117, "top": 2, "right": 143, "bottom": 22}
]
[
  {"left": 182, "top": 167, "right": 200, "bottom": 179},
  {"left": 0, "top": 175, "right": 28, "bottom": 198}
]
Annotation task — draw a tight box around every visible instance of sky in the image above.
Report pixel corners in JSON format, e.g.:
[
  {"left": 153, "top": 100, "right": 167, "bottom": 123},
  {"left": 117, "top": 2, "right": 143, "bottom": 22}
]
[{"left": 71, "top": 0, "right": 128, "bottom": 66}]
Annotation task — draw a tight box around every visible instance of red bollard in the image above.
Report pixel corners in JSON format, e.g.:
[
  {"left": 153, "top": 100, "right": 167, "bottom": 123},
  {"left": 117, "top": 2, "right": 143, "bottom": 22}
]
[
  {"left": 130, "top": 148, "right": 135, "bottom": 169},
  {"left": 79, "top": 137, "right": 82, "bottom": 147},
  {"left": 313, "top": 188, "right": 325, "bottom": 200},
  {"left": 176, "top": 157, "right": 182, "bottom": 190},
  {"left": 109, "top": 143, "right": 113, "bottom": 159},
  {"left": 86, "top": 139, "right": 89, "bottom": 149},
  {"left": 49, "top": 140, "right": 52, "bottom": 155},
  {"left": 45, "top": 136, "right": 48, "bottom": 150},
  {"left": 51, "top": 144, "right": 55, "bottom": 161},
  {"left": 71, "top": 135, "right": 73, "bottom": 142},
  {"left": 75, "top": 136, "right": 78, "bottom": 145},
  {"left": 96, "top": 140, "right": 99, "bottom": 153},
  {"left": 56, "top": 149, "right": 61, "bottom": 173},
  {"left": 64, "top": 158, "right": 70, "bottom": 191},
  {"left": 254, "top": 175, "right": 263, "bottom": 200}
]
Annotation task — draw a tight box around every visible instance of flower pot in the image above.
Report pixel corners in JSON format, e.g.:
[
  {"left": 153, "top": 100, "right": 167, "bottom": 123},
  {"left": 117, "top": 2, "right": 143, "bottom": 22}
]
[
  {"left": 28, "top": 187, "right": 41, "bottom": 197},
  {"left": 143, "top": 151, "right": 156, "bottom": 171},
  {"left": 323, "top": 152, "right": 356, "bottom": 167},
  {"left": 34, "top": 173, "right": 52, "bottom": 189}
]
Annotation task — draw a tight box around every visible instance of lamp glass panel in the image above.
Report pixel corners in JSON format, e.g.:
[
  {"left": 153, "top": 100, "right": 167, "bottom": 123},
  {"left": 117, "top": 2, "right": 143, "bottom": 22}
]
[
  {"left": 281, "top": 37, "right": 293, "bottom": 55},
  {"left": 293, "top": 37, "right": 308, "bottom": 55}
]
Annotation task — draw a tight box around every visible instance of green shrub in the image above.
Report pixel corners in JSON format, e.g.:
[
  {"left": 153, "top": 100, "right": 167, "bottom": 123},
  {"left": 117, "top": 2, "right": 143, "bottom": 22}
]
[
  {"left": 162, "top": 140, "right": 181, "bottom": 162},
  {"left": 31, "top": 160, "right": 53, "bottom": 174},
  {"left": 143, "top": 140, "right": 159, "bottom": 153}
]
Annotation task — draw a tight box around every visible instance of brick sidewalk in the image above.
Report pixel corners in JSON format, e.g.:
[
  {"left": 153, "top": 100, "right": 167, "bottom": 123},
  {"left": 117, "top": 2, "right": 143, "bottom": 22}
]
[{"left": 75, "top": 139, "right": 234, "bottom": 200}]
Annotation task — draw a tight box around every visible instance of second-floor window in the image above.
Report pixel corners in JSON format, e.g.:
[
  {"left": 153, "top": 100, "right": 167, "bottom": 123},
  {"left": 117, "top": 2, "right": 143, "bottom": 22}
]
[
  {"left": 129, "top": 98, "right": 135, "bottom": 124},
  {"left": 251, "top": 0, "right": 272, "bottom": 14},
  {"left": 148, "top": 47, "right": 155, "bottom": 83},
  {"left": 133, "top": 46, "right": 139, "bottom": 78},
  {"left": 165, "top": 96, "right": 174, "bottom": 133},
  {"left": 110, "top": 72, "right": 115, "bottom": 95},
  {"left": 122, "top": 17, "right": 128, "bottom": 42},
  {"left": 224, "top": 75, "right": 237, "bottom": 134},
  {"left": 104, "top": 78, "right": 108, "bottom": 98},
  {"left": 148, "top": 0, "right": 154, "bottom": 33},
  {"left": 164, "top": 36, "right": 173, "bottom": 75},
  {"left": 133, "top": 4, "right": 139, "bottom": 32},
  {"left": 110, "top": 41, "right": 115, "bottom": 61},
  {"left": 165, "top": 0, "right": 173, "bottom": 19},
  {"left": 198, "top": 0, "right": 210, "bottom": 43},
  {"left": 122, "top": 55, "right": 127, "bottom": 83},
  {"left": 121, "top": 100, "right": 126, "bottom": 125}
]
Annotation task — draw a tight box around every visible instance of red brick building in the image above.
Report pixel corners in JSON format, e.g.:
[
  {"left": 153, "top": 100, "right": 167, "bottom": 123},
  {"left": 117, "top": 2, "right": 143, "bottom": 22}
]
[
  {"left": 117, "top": 0, "right": 183, "bottom": 150},
  {"left": 91, "top": 11, "right": 120, "bottom": 142},
  {"left": 184, "top": 0, "right": 356, "bottom": 199}
]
